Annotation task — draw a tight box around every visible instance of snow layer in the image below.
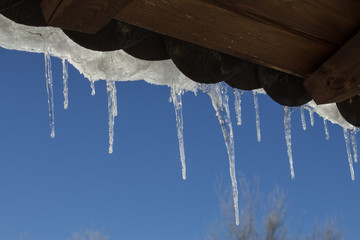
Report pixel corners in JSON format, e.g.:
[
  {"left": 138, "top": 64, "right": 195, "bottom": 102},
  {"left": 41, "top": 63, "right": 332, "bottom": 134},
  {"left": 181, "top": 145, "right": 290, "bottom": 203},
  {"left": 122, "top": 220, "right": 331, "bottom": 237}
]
[
  {"left": 0, "top": 15, "right": 198, "bottom": 92},
  {"left": 0, "top": 15, "right": 352, "bottom": 130}
]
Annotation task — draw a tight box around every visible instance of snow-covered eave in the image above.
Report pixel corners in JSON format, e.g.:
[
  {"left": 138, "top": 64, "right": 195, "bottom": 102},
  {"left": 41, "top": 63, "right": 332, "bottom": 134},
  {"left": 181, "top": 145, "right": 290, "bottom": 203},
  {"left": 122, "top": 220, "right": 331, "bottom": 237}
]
[{"left": 0, "top": 14, "right": 355, "bottom": 130}]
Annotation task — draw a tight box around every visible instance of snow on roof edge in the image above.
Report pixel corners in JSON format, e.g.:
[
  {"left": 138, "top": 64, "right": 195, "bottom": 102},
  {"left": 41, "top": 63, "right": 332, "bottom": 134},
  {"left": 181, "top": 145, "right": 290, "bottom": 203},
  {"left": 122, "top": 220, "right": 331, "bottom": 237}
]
[{"left": 0, "top": 15, "right": 354, "bottom": 130}]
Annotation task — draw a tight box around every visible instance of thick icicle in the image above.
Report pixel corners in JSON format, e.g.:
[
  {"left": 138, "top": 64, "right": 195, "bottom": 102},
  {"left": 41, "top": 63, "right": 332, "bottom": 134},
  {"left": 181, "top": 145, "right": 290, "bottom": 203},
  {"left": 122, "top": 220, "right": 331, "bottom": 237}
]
[
  {"left": 300, "top": 106, "right": 306, "bottom": 130},
  {"left": 90, "top": 79, "right": 96, "bottom": 96},
  {"left": 204, "top": 83, "right": 239, "bottom": 226},
  {"left": 106, "top": 80, "right": 117, "bottom": 154},
  {"left": 233, "top": 89, "right": 243, "bottom": 126},
  {"left": 284, "top": 106, "right": 295, "bottom": 180},
  {"left": 62, "top": 59, "right": 69, "bottom": 109},
  {"left": 44, "top": 40, "right": 55, "bottom": 138},
  {"left": 350, "top": 129, "right": 358, "bottom": 163},
  {"left": 170, "top": 87, "right": 186, "bottom": 180},
  {"left": 343, "top": 129, "right": 355, "bottom": 181},
  {"left": 324, "top": 119, "right": 330, "bottom": 140},
  {"left": 253, "top": 91, "right": 261, "bottom": 142}
]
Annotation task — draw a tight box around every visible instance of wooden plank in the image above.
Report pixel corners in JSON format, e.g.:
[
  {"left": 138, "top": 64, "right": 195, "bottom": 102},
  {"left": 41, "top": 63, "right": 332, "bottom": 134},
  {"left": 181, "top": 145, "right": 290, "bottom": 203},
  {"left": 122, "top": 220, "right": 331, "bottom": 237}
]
[
  {"left": 41, "top": 0, "right": 134, "bottom": 34},
  {"left": 304, "top": 31, "right": 360, "bottom": 104},
  {"left": 41, "top": 0, "right": 62, "bottom": 24},
  {"left": 115, "top": 0, "right": 336, "bottom": 77},
  {"left": 212, "top": 0, "right": 360, "bottom": 46}
]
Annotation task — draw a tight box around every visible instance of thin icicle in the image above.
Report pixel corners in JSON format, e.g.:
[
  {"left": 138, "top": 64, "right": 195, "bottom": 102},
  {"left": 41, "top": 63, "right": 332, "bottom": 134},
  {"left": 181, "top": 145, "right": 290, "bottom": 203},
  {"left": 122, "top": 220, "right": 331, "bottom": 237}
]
[
  {"left": 170, "top": 87, "right": 186, "bottom": 180},
  {"left": 44, "top": 40, "right": 55, "bottom": 138},
  {"left": 350, "top": 129, "right": 358, "bottom": 163},
  {"left": 204, "top": 83, "right": 239, "bottom": 226},
  {"left": 106, "top": 80, "right": 117, "bottom": 154},
  {"left": 308, "top": 108, "right": 314, "bottom": 126},
  {"left": 343, "top": 128, "right": 355, "bottom": 181},
  {"left": 233, "top": 89, "right": 243, "bottom": 126},
  {"left": 90, "top": 79, "right": 96, "bottom": 96},
  {"left": 62, "top": 59, "right": 69, "bottom": 109},
  {"left": 284, "top": 106, "right": 295, "bottom": 180},
  {"left": 300, "top": 106, "right": 306, "bottom": 130},
  {"left": 253, "top": 91, "right": 261, "bottom": 142},
  {"left": 324, "top": 119, "right": 330, "bottom": 140}
]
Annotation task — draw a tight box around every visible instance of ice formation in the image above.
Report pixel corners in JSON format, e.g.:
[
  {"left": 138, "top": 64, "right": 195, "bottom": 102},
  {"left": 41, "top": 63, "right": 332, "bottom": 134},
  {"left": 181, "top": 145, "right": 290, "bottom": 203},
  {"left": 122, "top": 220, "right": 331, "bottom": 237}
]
[
  {"left": 1, "top": 14, "right": 360, "bottom": 225},
  {"left": 308, "top": 107, "right": 315, "bottom": 126},
  {"left": 284, "top": 107, "right": 295, "bottom": 180},
  {"left": 351, "top": 129, "right": 358, "bottom": 163},
  {"left": 324, "top": 119, "right": 330, "bottom": 140},
  {"left": 253, "top": 91, "right": 261, "bottom": 142},
  {"left": 233, "top": 89, "right": 243, "bottom": 126},
  {"left": 300, "top": 106, "right": 306, "bottom": 131},
  {"left": 204, "top": 83, "right": 239, "bottom": 225},
  {"left": 44, "top": 39, "right": 55, "bottom": 139},
  {"left": 0, "top": 15, "right": 351, "bottom": 128},
  {"left": 62, "top": 59, "right": 69, "bottom": 109},
  {"left": 343, "top": 129, "right": 355, "bottom": 181},
  {"left": 170, "top": 86, "right": 186, "bottom": 180},
  {"left": 90, "top": 79, "right": 96, "bottom": 96},
  {"left": 106, "top": 80, "right": 118, "bottom": 154}
]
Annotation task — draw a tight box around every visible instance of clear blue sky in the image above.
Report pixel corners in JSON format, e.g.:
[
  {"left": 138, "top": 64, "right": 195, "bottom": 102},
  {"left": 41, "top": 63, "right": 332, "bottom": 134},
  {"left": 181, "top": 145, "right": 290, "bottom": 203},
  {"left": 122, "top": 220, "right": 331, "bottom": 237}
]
[{"left": 0, "top": 47, "right": 359, "bottom": 240}]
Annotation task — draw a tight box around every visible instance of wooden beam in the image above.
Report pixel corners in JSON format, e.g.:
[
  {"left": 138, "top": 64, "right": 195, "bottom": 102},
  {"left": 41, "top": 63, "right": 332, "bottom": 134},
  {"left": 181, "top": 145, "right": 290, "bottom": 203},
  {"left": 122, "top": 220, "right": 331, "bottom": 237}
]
[
  {"left": 115, "top": 0, "right": 336, "bottom": 77},
  {"left": 304, "top": 31, "right": 360, "bottom": 104},
  {"left": 212, "top": 0, "right": 360, "bottom": 45},
  {"left": 41, "top": 0, "right": 134, "bottom": 34}
]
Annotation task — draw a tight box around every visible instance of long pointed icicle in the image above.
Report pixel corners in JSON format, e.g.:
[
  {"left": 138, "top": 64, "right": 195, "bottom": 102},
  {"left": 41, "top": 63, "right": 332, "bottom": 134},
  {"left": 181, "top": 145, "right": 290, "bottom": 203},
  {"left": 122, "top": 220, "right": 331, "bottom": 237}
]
[
  {"left": 284, "top": 106, "right": 295, "bottom": 180},
  {"left": 204, "top": 83, "right": 239, "bottom": 226},
  {"left": 233, "top": 89, "right": 243, "bottom": 126},
  {"left": 350, "top": 129, "right": 358, "bottom": 163},
  {"left": 343, "top": 128, "right": 355, "bottom": 181},
  {"left": 324, "top": 119, "right": 330, "bottom": 140},
  {"left": 62, "top": 59, "right": 69, "bottom": 109},
  {"left": 106, "top": 80, "right": 118, "bottom": 154},
  {"left": 44, "top": 40, "right": 55, "bottom": 138},
  {"left": 300, "top": 106, "right": 306, "bottom": 130},
  {"left": 170, "top": 87, "right": 186, "bottom": 180},
  {"left": 253, "top": 91, "right": 261, "bottom": 142}
]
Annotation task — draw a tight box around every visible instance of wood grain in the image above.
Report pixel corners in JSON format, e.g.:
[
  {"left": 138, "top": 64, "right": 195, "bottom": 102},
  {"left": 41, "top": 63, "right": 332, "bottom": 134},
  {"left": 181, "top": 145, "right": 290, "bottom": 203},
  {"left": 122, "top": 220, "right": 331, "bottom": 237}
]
[
  {"left": 115, "top": 0, "right": 336, "bottom": 77},
  {"left": 212, "top": 0, "right": 360, "bottom": 46},
  {"left": 304, "top": 31, "right": 360, "bottom": 104},
  {"left": 41, "top": 0, "right": 134, "bottom": 33}
]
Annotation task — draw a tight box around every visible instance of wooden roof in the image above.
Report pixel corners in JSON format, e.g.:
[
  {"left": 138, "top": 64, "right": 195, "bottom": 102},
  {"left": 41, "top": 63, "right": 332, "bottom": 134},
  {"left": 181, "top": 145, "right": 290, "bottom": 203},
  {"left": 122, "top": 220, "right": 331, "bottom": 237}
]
[
  {"left": 40, "top": 0, "right": 360, "bottom": 105},
  {"left": 0, "top": 0, "right": 359, "bottom": 110}
]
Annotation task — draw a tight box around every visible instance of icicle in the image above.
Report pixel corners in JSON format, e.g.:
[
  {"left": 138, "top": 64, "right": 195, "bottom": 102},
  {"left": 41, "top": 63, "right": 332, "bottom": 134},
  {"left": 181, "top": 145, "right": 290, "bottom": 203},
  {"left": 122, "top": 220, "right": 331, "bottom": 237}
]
[
  {"left": 90, "top": 79, "right": 96, "bottom": 96},
  {"left": 106, "top": 80, "right": 117, "bottom": 154},
  {"left": 253, "top": 91, "right": 261, "bottom": 142},
  {"left": 308, "top": 108, "right": 314, "bottom": 127},
  {"left": 233, "top": 89, "right": 243, "bottom": 126},
  {"left": 170, "top": 87, "right": 186, "bottom": 180},
  {"left": 204, "top": 83, "right": 239, "bottom": 226},
  {"left": 300, "top": 106, "right": 306, "bottom": 130},
  {"left": 350, "top": 129, "right": 358, "bottom": 163},
  {"left": 44, "top": 40, "right": 55, "bottom": 138},
  {"left": 284, "top": 106, "right": 295, "bottom": 180},
  {"left": 62, "top": 59, "right": 69, "bottom": 110},
  {"left": 324, "top": 119, "right": 330, "bottom": 140},
  {"left": 343, "top": 128, "right": 355, "bottom": 181}
]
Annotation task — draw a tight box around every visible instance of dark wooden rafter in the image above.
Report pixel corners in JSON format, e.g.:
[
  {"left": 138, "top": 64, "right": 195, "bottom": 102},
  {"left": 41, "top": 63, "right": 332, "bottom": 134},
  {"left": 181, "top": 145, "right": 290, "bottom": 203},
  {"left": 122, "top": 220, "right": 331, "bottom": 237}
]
[
  {"left": 304, "top": 31, "right": 360, "bottom": 104},
  {"left": 41, "top": 0, "right": 134, "bottom": 34},
  {"left": 211, "top": 0, "right": 360, "bottom": 46},
  {"left": 114, "top": 0, "right": 339, "bottom": 77}
]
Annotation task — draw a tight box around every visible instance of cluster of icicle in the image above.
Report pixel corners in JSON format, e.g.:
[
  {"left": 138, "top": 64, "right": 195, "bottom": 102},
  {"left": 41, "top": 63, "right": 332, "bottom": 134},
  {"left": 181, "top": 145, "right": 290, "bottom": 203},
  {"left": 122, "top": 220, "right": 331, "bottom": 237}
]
[
  {"left": 43, "top": 46, "right": 360, "bottom": 225},
  {"left": 1, "top": 14, "right": 359, "bottom": 226}
]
